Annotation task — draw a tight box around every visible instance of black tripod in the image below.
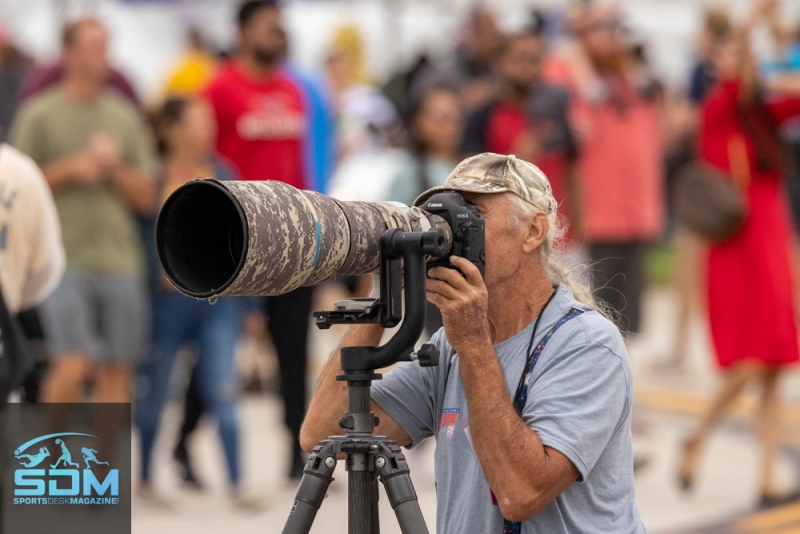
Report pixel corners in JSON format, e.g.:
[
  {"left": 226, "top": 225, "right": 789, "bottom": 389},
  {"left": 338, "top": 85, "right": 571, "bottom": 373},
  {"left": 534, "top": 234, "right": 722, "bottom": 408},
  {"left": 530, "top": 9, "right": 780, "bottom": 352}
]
[{"left": 282, "top": 228, "right": 447, "bottom": 534}]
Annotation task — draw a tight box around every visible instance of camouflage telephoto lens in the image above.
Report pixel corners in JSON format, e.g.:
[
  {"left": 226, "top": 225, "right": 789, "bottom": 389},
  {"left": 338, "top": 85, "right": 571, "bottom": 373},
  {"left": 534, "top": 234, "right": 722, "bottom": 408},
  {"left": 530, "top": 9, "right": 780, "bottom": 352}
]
[{"left": 155, "top": 180, "right": 453, "bottom": 298}]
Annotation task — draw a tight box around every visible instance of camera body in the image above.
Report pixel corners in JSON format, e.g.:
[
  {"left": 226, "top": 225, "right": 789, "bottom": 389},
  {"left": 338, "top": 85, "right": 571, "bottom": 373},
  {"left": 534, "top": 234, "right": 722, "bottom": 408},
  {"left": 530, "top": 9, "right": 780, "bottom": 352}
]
[{"left": 421, "top": 192, "right": 486, "bottom": 278}]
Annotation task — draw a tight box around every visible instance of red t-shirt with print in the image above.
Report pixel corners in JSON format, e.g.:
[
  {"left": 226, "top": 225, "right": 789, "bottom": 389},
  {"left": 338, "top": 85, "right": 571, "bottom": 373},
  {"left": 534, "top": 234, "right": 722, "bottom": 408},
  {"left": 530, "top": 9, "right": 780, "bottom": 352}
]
[{"left": 203, "top": 61, "right": 307, "bottom": 188}]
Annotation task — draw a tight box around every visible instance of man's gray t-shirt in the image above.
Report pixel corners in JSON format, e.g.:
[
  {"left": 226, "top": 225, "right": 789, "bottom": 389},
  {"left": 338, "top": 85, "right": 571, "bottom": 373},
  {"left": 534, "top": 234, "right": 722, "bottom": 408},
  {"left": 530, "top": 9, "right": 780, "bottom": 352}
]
[{"left": 371, "top": 285, "right": 644, "bottom": 533}]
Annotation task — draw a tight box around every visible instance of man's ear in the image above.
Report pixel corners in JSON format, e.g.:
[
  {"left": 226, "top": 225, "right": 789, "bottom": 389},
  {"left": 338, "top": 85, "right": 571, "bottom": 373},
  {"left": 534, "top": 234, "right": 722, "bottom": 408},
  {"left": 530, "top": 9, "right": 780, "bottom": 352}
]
[{"left": 522, "top": 212, "right": 549, "bottom": 254}]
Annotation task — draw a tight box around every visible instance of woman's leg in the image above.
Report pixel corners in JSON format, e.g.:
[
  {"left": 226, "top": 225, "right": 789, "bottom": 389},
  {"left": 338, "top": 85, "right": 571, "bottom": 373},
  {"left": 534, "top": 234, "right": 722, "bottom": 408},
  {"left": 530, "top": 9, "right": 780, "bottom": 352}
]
[
  {"left": 758, "top": 366, "right": 782, "bottom": 498},
  {"left": 195, "top": 298, "right": 244, "bottom": 487},
  {"left": 679, "top": 361, "right": 758, "bottom": 487},
  {"left": 670, "top": 229, "right": 704, "bottom": 367}
]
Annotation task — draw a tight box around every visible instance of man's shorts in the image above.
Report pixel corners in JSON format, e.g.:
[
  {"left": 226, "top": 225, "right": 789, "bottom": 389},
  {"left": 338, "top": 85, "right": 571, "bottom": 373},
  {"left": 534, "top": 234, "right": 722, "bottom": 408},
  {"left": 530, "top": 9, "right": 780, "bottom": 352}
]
[{"left": 39, "top": 270, "right": 150, "bottom": 364}]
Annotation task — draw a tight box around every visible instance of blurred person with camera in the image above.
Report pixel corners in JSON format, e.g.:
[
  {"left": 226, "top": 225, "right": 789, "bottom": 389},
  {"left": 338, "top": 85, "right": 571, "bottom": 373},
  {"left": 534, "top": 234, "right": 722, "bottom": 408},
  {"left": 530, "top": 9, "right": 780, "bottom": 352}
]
[
  {"left": 413, "top": 8, "right": 503, "bottom": 115},
  {"left": 461, "top": 28, "right": 580, "bottom": 247},
  {"left": 8, "top": 18, "right": 156, "bottom": 404},
  {"left": 134, "top": 96, "right": 257, "bottom": 506},
  {"left": 302, "top": 153, "right": 643, "bottom": 532},
  {"left": 677, "top": 11, "right": 800, "bottom": 507},
  {"left": 546, "top": 6, "right": 665, "bottom": 336},
  {"left": 202, "top": 0, "right": 314, "bottom": 479}
]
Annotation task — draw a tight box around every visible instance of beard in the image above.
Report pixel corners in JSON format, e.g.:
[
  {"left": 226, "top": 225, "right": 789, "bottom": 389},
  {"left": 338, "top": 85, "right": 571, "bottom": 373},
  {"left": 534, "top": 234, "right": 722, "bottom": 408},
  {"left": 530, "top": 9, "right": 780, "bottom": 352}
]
[
  {"left": 252, "top": 46, "right": 281, "bottom": 66},
  {"left": 509, "top": 78, "right": 535, "bottom": 99},
  {"left": 587, "top": 49, "right": 625, "bottom": 75}
]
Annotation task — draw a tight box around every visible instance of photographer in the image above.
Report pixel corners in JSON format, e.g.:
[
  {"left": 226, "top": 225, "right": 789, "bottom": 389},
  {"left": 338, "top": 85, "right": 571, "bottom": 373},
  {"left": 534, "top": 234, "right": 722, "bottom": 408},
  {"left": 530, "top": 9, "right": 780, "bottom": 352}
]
[{"left": 301, "top": 153, "right": 643, "bottom": 532}]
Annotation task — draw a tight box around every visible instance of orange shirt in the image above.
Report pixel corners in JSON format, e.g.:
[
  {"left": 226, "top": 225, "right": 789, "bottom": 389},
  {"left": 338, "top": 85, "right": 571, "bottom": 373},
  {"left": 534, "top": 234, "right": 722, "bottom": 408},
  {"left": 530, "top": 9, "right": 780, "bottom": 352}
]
[{"left": 545, "top": 57, "right": 665, "bottom": 242}]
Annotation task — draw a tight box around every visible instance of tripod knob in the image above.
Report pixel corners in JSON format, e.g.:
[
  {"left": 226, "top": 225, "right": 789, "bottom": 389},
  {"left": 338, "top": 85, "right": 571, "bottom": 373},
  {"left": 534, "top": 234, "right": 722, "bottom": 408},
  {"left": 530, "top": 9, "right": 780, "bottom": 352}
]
[{"left": 413, "top": 344, "right": 439, "bottom": 367}]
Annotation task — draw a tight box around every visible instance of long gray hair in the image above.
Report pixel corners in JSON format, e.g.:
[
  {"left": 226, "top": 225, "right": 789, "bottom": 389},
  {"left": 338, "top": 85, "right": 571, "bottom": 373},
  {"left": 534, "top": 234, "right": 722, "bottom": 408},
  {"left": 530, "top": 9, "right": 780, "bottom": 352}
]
[{"left": 505, "top": 193, "right": 604, "bottom": 314}]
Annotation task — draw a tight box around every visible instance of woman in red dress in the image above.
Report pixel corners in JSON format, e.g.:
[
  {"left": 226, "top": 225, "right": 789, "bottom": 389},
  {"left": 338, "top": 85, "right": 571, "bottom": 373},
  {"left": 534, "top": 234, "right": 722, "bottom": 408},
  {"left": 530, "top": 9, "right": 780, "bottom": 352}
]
[{"left": 678, "top": 27, "right": 800, "bottom": 506}]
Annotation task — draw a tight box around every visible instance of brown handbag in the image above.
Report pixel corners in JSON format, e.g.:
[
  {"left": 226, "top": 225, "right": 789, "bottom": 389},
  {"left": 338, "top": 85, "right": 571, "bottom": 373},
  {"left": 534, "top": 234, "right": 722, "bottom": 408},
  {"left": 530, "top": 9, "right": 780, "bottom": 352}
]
[{"left": 673, "top": 137, "right": 749, "bottom": 241}]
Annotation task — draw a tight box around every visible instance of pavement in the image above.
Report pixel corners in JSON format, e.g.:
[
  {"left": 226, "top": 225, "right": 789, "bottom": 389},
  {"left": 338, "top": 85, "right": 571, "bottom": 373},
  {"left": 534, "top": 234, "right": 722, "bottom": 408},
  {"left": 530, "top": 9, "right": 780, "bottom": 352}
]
[{"left": 131, "top": 287, "right": 800, "bottom": 533}]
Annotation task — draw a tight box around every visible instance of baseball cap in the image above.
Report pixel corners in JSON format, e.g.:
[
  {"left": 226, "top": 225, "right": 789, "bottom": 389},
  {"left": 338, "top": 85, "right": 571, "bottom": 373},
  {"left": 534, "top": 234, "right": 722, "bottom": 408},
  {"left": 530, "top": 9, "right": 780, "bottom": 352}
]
[{"left": 413, "top": 152, "right": 557, "bottom": 215}]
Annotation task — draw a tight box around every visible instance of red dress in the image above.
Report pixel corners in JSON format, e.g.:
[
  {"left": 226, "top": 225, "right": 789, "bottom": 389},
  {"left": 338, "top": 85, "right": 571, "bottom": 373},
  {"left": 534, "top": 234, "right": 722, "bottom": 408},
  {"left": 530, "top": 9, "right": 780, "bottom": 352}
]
[{"left": 700, "top": 79, "right": 800, "bottom": 368}]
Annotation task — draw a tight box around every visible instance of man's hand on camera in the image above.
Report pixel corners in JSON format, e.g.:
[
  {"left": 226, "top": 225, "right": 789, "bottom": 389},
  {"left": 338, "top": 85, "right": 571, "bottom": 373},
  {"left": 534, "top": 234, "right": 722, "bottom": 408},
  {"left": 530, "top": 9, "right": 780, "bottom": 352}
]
[{"left": 426, "top": 256, "right": 492, "bottom": 354}]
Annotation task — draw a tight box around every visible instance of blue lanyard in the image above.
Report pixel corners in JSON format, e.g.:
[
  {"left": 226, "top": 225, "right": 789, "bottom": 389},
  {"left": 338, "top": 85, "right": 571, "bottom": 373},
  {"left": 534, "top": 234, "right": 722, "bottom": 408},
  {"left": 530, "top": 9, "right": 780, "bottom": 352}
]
[
  {"left": 512, "top": 304, "right": 590, "bottom": 415},
  {"left": 502, "top": 302, "right": 590, "bottom": 534},
  {"left": 512, "top": 288, "right": 558, "bottom": 413}
]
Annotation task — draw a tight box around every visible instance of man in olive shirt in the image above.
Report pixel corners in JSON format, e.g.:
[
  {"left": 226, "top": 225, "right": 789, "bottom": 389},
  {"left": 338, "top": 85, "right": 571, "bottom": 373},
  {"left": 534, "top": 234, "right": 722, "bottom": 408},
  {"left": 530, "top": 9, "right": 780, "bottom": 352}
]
[{"left": 10, "top": 18, "right": 156, "bottom": 403}]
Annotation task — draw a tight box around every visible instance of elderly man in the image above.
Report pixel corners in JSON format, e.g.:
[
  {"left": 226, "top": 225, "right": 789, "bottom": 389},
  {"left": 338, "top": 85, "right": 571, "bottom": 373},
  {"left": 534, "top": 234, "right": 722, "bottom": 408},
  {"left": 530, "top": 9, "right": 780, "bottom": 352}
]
[{"left": 301, "top": 153, "right": 643, "bottom": 532}]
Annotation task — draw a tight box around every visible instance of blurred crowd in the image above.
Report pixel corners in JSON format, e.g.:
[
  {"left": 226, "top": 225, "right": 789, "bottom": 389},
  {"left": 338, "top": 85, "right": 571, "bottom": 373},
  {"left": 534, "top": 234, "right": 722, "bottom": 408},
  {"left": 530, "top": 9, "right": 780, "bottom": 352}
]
[{"left": 2, "top": 0, "right": 800, "bottom": 512}]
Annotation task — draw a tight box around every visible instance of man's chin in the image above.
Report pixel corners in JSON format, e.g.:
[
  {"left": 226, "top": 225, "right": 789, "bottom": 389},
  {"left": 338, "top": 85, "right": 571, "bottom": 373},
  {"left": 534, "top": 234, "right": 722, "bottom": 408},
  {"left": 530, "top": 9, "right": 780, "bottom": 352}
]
[{"left": 253, "top": 50, "right": 279, "bottom": 67}]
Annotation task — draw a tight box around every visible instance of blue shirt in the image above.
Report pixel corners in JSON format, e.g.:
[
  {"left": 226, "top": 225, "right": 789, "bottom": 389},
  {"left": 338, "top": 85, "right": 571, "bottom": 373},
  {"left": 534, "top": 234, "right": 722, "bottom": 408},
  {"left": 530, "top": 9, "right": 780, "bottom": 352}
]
[{"left": 283, "top": 66, "right": 336, "bottom": 193}]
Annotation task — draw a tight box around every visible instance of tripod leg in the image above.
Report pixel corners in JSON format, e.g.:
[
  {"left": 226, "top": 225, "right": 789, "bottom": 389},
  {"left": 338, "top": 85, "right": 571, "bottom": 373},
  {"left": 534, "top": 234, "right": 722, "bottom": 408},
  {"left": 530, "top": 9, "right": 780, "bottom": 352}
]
[
  {"left": 370, "top": 472, "right": 380, "bottom": 534},
  {"left": 282, "top": 442, "right": 337, "bottom": 534},
  {"left": 349, "top": 469, "right": 372, "bottom": 534},
  {"left": 376, "top": 444, "right": 429, "bottom": 534}
]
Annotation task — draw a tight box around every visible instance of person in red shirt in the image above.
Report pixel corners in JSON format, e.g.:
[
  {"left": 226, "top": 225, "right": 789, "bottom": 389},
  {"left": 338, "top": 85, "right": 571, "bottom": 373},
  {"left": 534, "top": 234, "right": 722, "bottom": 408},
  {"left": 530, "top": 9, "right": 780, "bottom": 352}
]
[
  {"left": 202, "top": 0, "right": 313, "bottom": 479},
  {"left": 460, "top": 30, "right": 580, "bottom": 244},
  {"left": 204, "top": 2, "right": 306, "bottom": 188},
  {"left": 543, "top": 7, "right": 665, "bottom": 336}
]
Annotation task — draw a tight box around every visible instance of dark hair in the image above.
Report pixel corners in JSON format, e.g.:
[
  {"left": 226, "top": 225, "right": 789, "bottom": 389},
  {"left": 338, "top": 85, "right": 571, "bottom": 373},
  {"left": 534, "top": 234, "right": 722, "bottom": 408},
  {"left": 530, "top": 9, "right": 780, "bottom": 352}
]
[
  {"left": 61, "top": 18, "right": 103, "bottom": 50},
  {"left": 403, "top": 84, "right": 458, "bottom": 126},
  {"left": 704, "top": 9, "right": 732, "bottom": 42},
  {"left": 528, "top": 9, "right": 547, "bottom": 36},
  {"left": 499, "top": 30, "right": 541, "bottom": 58},
  {"left": 151, "top": 97, "right": 190, "bottom": 156},
  {"left": 237, "top": 0, "right": 279, "bottom": 29},
  {"left": 740, "top": 97, "right": 783, "bottom": 173},
  {"left": 404, "top": 85, "right": 460, "bottom": 194}
]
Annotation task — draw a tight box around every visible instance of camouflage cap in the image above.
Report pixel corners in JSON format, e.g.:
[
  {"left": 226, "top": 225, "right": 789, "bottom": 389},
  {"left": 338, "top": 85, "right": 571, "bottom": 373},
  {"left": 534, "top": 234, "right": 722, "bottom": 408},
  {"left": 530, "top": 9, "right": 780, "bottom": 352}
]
[{"left": 413, "top": 152, "right": 557, "bottom": 214}]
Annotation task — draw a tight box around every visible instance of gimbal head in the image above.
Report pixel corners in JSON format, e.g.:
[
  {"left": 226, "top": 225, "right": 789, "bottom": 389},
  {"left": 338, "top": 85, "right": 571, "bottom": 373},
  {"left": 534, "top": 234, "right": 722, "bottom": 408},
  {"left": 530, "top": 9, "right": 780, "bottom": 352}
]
[{"left": 312, "top": 227, "right": 447, "bottom": 373}]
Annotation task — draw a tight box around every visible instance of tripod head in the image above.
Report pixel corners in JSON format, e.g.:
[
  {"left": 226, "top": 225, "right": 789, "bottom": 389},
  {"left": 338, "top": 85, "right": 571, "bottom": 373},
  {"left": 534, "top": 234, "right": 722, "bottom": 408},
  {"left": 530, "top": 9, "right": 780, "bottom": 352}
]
[{"left": 313, "top": 228, "right": 447, "bottom": 373}]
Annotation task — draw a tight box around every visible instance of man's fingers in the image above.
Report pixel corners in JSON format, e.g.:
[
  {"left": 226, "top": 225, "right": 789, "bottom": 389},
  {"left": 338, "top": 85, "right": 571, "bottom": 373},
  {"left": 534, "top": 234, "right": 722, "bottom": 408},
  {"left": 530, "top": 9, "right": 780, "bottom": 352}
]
[
  {"left": 427, "top": 265, "right": 470, "bottom": 289},
  {"left": 426, "top": 278, "right": 461, "bottom": 300},
  {"left": 449, "top": 256, "right": 483, "bottom": 287},
  {"left": 426, "top": 291, "right": 446, "bottom": 309}
]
